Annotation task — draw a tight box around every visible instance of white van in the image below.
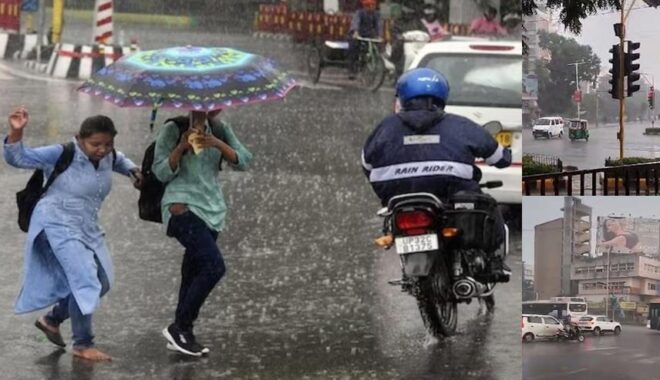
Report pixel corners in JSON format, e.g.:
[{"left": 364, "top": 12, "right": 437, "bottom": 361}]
[{"left": 532, "top": 117, "right": 564, "bottom": 139}]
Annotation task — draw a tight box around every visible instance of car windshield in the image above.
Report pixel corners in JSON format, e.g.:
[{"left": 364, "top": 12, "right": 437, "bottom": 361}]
[
  {"left": 420, "top": 53, "right": 522, "bottom": 108},
  {"left": 536, "top": 119, "right": 552, "bottom": 125},
  {"left": 579, "top": 317, "right": 593, "bottom": 321}
]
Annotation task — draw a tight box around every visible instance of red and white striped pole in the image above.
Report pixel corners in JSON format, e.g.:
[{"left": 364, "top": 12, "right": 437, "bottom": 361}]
[{"left": 93, "top": 0, "right": 113, "bottom": 44}]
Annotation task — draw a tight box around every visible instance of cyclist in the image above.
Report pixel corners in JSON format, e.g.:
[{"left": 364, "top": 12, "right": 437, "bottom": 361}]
[{"left": 348, "top": 0, "right": 382, "bottom": 79}]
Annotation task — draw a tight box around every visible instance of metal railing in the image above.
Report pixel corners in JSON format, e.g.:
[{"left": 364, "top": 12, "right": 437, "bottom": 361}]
[{"left": 523, "top": 161, "right": 660, "bottom": 196}]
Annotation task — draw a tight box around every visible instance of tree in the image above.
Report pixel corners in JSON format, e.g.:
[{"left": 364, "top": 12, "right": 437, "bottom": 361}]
[
  {"left": 537, "top": 31, "right": 601, "bottom": 116},
  {"left": 523, "top": 0, "right": 620, "bottom": 35}
]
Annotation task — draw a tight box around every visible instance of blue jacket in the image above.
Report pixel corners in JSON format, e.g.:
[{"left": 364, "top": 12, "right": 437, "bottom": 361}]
[{"left": 362, "top": 109, "right": 511, "bottom": 205}]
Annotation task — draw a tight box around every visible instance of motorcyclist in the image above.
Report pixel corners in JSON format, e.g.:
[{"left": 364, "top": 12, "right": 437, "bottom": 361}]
[
  {"left": 469, "top": 6, "right": 507, "bottom": 36},
  {"left": 420, "top": 3, "right": 448, "bottom": 41},
  {"left": 362, "top": 68, "right": 512, "bottom": 282},
  {"left": 390, "top": 1, "right": 425, "bottom": 79},
  {"left": 348, "top": 0, "right": 383, "bottom": 79}
]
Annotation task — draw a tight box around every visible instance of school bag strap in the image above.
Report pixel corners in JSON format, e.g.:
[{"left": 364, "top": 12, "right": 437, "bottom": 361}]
[{"left": 42, "top": 141, "right": 76, "bottom": 193}]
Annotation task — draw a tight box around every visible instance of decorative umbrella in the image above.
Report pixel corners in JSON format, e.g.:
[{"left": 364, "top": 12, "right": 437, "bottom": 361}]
[{"left": 77, "top": 46, "right": 297, "bottom": 129}]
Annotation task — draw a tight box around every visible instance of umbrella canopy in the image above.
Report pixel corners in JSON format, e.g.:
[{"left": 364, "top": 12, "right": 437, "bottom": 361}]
[{"left": 77, "top": 46, "right": 297, "bottom": 112}]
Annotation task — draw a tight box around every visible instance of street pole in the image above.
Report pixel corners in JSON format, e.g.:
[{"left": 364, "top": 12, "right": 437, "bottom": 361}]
[
  {"left": 595, "top": 82, "right": 599, "bottom": 128},
  {"left": 568, "top": 62, "right": 585, "bottom": 119},
  {"left": 36, "top": 0, "right": 46, "bottom": 63},
  {"left": 618, "top": 0, "right": 625, "bottom": 160},
  {"left": 605, "top": 247, "right": 611, "bottom": 318}
]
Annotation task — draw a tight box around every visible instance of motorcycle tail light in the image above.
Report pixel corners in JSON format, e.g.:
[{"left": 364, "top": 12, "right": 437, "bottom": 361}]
[
  {"left": 441, "top": 227, "right": 460, "bottom": 238},
  {"left": 395, "top": 211, "right": 433, "bottom": 233}
]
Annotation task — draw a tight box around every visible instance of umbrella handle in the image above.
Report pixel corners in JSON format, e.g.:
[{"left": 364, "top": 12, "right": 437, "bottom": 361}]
[{"left": 149, "top": 98, "right": 164, "bottom": 132}]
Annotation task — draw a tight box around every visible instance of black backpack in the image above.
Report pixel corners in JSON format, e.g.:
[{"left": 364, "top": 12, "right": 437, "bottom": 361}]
[
  {"left": 16, "top": 142, "right": 116, "bottom": 232},
  {"left": 138, "top": 116, "right": 225, "bottom": 223}
]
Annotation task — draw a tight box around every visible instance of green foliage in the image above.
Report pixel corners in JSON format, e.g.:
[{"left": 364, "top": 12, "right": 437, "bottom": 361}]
[
  {"left": 537, "top": 31, "right": 601, "bottom": 116},
  {"left": 523, "top": 155, "right": 560, "bottom": 175},
  {"left": 522, "top": 0, "right": 621, "bottom": 35},
  {"left": 605, "top": 157, "right": 660, "bottom": 166}
]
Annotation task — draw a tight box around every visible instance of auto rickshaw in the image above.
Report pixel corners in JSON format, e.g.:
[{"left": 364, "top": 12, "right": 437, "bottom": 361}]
[{"left": 567, "top": 119, "right": 589, "bottom": 141}]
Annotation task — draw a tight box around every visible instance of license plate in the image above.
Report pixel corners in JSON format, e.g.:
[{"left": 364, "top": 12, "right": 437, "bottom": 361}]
[
  {"left": 395, "top": 234, "right": 439, "bottom": 254},
  {"left": 496, "top": 131, "right": 512, "bottom": 147}
]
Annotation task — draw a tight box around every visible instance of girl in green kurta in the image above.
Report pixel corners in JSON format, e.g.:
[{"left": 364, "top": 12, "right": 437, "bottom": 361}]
[{"left": 153, "top": 110, "right": 252, "bottom": 356}]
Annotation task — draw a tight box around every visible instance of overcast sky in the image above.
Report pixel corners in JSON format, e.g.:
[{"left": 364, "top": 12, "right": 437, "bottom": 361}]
[
  {"left": 568, "top": 4, "right": 660, "bottom": 86},
  {"left": 522, "top": 196, "right": 660, "bottom": 266}
]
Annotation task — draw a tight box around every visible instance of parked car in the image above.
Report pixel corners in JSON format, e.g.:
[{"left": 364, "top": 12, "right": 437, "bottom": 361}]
[
  {"left": 577, "top": 315, "right": 622, "bottom": 335},
  {"left": 532, "top": 117, "right": 564, "bottom": 139},
  {"left": 522, "top": 314, "right": 564, "bottom": 342},
  {"left": 408, "top": 39, "right": 522, "bottom": 220}
]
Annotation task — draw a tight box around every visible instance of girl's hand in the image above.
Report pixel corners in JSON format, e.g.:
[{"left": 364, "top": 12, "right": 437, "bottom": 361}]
[
  {"left": 197, "top": 133, "right": 224, "bottom": 150},
  {"left": 8, "top": 107, "right": 28, "bottom": 131},
  {"left": 130, "top": 168, "right": 144, "bottom": 189},
  {"left": 177, "top": 129, "right": 195, "bottom": 152}
]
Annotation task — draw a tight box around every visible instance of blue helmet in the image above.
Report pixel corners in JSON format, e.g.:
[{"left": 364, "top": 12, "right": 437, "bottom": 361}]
[{"left": 396, "top": 68, "right": 450, "bottom": 106}]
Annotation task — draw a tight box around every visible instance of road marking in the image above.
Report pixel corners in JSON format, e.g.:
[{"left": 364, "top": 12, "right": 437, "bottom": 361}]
[{"left": 526, "top": 368, "right": 589, "bottom": 380}]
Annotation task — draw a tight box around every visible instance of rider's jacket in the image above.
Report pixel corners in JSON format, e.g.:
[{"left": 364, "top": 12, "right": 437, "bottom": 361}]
[{"left": 362, "top": 108, "right": 511, "bottom": 205}]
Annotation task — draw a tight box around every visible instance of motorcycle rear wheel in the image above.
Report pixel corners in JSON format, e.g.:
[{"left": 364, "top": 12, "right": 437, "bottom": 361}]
[{"left": 416, "top": 259, "right": 458, "bottom": 338}]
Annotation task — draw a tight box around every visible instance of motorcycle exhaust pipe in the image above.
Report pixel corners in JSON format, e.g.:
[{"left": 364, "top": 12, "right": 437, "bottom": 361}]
[{"left": 453, "top": 277, "right": 487, "bottom": 298}]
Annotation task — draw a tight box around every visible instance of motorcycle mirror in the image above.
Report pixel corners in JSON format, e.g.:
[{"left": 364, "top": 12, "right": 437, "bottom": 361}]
[{"left": 483, "top": 121, "right": 503, "bottom": 136}]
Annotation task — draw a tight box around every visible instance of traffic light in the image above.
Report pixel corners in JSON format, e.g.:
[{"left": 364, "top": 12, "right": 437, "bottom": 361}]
[
  {"left": 625, "top": 41, "right": 641, "bottom": 97},
  {"left": 649, "top": 86, "right": 655, "bottom": 109},
  {"left": 608, "top": 44, "right": 622, "bottom": 99}
]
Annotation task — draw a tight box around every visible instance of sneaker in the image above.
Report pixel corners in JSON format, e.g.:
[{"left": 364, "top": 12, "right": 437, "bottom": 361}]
[
  {"left": 162, "top": 324, "right": 203, "bottom": 357},
  {"left": 167, "top": 342, "right": 209, "bottom": 355},
  {"left": 35, "top": 318, "right": 66, "bottom": 348}
]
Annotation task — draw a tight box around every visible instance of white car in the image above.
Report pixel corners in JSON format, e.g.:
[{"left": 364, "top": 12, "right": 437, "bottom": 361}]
[
  {"left": 577, "top": 315, "right": 622, "bottom": 335},
  {"left": 532, "top": 117, "right": 564, "bottom": 139},
  {"left": 522, "top": 314, "right": 564, "bottom": 342},
  {"left": 408, "top": 39, "right": 522, "bottom": 213}
]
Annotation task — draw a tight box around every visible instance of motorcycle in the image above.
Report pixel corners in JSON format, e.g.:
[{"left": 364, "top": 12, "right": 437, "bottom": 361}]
[
  {"left": 374, "top": 128, "right": 509, "bottom": 338},
  {"left": 383, "top": 30, "right": 431, "bottom": 83},
  {"left": 555, "top": 324, "right": 585, "bottom": 343}
]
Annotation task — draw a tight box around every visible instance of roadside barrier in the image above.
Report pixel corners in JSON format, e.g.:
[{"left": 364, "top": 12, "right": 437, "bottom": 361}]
[{"left": 46, "top": 43, "right": 134, "bottom": 79}]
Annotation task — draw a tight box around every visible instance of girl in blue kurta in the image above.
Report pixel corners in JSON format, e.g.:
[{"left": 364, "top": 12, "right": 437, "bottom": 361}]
[{"left": 3, "top": 107, "right": 142, "bottom": 362}]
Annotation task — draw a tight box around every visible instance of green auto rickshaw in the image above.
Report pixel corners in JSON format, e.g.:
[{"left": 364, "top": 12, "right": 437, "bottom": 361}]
[{"left": 568, "top": 119, "right": 589, "bottom": 141}]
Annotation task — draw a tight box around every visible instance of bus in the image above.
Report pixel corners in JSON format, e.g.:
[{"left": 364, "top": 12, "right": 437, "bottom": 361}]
[
  {"left": 648, "top": 302, "right": 660, "bottom": 330},
  {"left": 522, "top": 299, "right": 589, "bottom": 320}
]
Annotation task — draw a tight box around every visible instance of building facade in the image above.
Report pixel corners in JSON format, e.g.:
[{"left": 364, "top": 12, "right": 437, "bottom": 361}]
[{"left": 572, "top": 253, "right": 660, "bottom": 322}]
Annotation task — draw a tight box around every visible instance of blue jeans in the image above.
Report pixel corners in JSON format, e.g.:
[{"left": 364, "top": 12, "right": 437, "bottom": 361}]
[
  {"left": 166, "top": 211, "right": 225, "bottom": 333},
  {"left": 44, "top": 257, "right": 110, "bottom": 349}
]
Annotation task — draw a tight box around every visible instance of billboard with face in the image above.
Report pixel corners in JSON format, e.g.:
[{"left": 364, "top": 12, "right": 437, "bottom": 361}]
[{"left": 597, "top": 216, "right": 660, "bottom": 255}]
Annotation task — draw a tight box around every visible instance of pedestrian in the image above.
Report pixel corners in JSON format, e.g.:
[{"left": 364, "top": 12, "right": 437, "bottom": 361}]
[
  {"left": 153, "top": 110, "right": 252, "bottom": 356},
  {"left": 469, "top": 6, "right": 507, "bottom": 36},
  {"left": 3, "top": 107, "right": 143, "bottom": 361}
]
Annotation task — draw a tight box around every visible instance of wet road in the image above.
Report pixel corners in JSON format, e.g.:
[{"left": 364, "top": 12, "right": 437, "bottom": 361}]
[
  {"left": 0, "top": 24, "right": 521, "bottom": 380},
  {"left": 523, "top": 325, "right": 660, "bottom": 380},
  {"left": 523, "top": 122, "right": 660, "bottom": 170}
]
